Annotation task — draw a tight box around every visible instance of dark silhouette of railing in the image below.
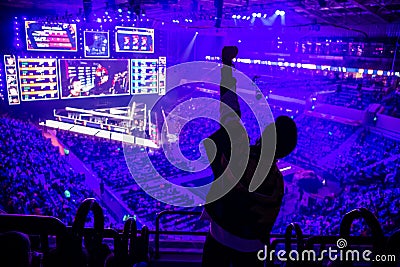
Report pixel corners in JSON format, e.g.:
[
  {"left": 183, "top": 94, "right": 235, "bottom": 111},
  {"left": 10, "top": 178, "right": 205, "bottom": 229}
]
[
  {"left": 0, "top": 201, "right": 398, "bottom": 267},
  {"left": 154, "top": 210, "right": 204, "bottom": 259}
]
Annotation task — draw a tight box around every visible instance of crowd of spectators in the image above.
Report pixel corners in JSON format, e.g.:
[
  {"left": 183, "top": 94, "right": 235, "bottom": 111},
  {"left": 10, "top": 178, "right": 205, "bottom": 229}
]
[
  {"left": 58, "top": 130, "right": 206, "bottom": 232},
  {"left": 241, "top": 64, "right": 400, "bottom": 117},
  {"left": 1, "top": 80, "right": 399, "bottom": 239},
  {"left": 286, "top": 114, "right": 357, "bottom": 166},
  {"left": 273, "top": 176, "right": 399, "bottom": 236},
  {"left": 0, "top": 117, "right": 113, "bottom": 227},
  {"left": 274, "top": 123, "right": 400, "bottom": 236},
  {"left": 56, "top": 91, "right": 400, "bottom": 237},
  {"left": 332, "top": 129, "right": 400, "bottom": 185}
]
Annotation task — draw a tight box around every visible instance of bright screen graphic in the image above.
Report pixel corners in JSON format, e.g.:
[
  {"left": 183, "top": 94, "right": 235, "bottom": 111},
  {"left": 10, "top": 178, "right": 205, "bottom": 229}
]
[
  {"left": 18, "top": 58, "right": 59, "bottom": 101},
  {"left": 25, "top": 21, "right": 77, "bottom": 51},
  {"left": 131, "top": 59, "right": 158, "bottom": 95},
  {"left": 59, "top": 59, "right": 130, "bottom": 99},
  {"left": 4, "top": 55, "right": 20, "bottom": 105},
  {"left": 115, "top": 27, "right": 154, "bottom": 53},
  {"left": 158, "top": 57, "right": 166, "bottom": 96},
  {"left": 84, "top": 31, "right": 110, "bottom": 58}
]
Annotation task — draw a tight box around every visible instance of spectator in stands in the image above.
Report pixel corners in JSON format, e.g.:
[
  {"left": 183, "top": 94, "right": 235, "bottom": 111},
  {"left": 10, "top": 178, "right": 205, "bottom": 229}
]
[
  {"left": 0, "top": 231, "right": 31, "bottom": 267},
  {"left": 202, "top": 46, "right": 297, "bottom": 267}
]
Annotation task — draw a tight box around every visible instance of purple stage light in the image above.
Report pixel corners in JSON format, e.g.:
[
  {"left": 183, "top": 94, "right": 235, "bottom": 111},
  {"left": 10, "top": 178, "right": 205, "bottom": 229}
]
[
  {"left": 232, "top": 15, "right": 237, "bottom": 19},
  {"left": 237, "top": 15, "right": 241, "bottom": 19},
  {"left": 252, "top": 13, "right": 256, "bottom": 17}
]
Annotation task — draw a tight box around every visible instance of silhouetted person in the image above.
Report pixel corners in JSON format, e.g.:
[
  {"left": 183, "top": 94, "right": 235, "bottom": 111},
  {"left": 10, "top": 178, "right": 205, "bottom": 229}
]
[
  {"left": 0, "top": 231, "right": 31, "bottom": 267},
  {"left": 202, "top": 46, "right": 297, "bottom": 267}
]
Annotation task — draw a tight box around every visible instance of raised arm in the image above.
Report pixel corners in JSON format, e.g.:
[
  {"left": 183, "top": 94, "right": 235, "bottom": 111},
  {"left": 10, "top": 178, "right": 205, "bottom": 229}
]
[{"left": 220, "top": 46, "right": 241, "bottom": 125}]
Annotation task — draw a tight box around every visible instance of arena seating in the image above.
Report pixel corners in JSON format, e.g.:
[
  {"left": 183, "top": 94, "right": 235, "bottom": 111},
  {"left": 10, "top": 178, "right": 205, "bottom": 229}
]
[{"left": 0, "top": 117, "right": 114, "bottom": 227}]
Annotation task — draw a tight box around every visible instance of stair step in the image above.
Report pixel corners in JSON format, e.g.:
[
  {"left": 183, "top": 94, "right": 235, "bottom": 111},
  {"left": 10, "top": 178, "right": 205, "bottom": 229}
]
[
  {"left": 159, "top": 247, "right": 203, "bottom": 254},
  {"left": 151, "top": 253, "right": 202, "bottom": 267}
]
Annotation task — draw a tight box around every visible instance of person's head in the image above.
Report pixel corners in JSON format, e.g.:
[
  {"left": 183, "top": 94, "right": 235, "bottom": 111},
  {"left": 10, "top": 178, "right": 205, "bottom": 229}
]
[
  {"left": 257, "top": 115, "right": 297, "bottom": 160},
  {"left": 70, "top": 77, "right": 82, "bottom": 96},
  {"left": 6, "top": 57, "right": 15, "bottom": 66},
  {"left": 0, "top": 231, "right": 31, "bottom": 267}
]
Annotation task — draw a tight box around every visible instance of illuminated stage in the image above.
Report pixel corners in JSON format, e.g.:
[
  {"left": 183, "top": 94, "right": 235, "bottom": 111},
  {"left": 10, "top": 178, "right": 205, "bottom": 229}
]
[{"left": 40, "top": 104, "right": 159, "bottom": 148}]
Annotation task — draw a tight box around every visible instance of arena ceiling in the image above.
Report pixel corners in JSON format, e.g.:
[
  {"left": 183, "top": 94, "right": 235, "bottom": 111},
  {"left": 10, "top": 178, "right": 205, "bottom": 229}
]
[{"left": 1, "top": 0, "right": 400, "bottom": 26}]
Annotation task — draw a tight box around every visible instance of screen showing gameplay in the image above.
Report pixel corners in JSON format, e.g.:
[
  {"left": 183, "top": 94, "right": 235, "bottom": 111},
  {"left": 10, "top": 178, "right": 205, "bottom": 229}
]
[
  {"left": 18, "top": 58, "right": 59, "bottom": 101},
  {"left": 84, "top": 31, "right": 109, "bottom": 58},
  {"left": 59, "top": 59, "right": 130, "bottom": 99},
  {"left": 131, "top": 59, "right": 159, "bottom": 94},
  {"left": 25, "top": 21, "right": 77, "bottom": 51},
  {"left": 115, "top": 27, "right": 154, "bottom": 53}
]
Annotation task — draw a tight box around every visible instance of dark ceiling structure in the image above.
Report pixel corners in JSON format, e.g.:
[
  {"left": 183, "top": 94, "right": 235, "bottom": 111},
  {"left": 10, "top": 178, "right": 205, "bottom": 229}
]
[{"left": 1, "top": 0, "right": 400, "bottom": 27}]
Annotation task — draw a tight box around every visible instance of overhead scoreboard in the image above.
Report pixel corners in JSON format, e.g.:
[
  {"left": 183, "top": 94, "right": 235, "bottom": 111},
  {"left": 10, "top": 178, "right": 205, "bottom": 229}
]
[
  {"left": 115, "top": 27, "right": 154, "bottom": 53},
  {"left": 25, "top": 21, "right": 77, "bottom": 52},
  {"left": 131, "top": 59, "right": 158, "bottom": 95},
  {"left": 131, "top": 57, "right": 166, "bottom": 95},
  {"left": 59, "top": 59, "right": 130, "bottom": 98},
  {"left": 18, "top": 58, "right": 59, "bottom": 101}
]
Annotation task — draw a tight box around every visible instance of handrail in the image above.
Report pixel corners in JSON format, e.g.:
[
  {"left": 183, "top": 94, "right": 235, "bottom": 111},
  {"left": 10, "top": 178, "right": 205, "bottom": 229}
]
[
  {"left": 0, "top": 214, "right": 68, "bottom": 250},
  {"left": 285, "top": 223, "right": 304, "bottom": 265},
  {"left": 340, "top": 208, "right": 385, "bottom": 250},
  {"left": 155, "top": 210, "right": 203, "bottom": 259}
]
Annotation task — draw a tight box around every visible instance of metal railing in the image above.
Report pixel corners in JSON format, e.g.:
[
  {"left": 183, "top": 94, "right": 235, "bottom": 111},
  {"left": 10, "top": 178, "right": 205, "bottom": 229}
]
[{"left": 154, "top": 210, "right": 205, "bottom": 259}]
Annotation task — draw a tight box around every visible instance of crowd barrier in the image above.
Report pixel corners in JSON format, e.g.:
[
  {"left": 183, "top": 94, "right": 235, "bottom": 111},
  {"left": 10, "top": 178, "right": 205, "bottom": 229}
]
[{"left": 0, "top": 199, "right": 398, "bottom": 267}]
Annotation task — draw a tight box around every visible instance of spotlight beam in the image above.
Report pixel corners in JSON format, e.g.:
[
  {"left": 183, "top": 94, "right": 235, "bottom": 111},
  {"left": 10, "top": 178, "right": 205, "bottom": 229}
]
[{"left": 181, "top": 32, "right": 198, "bottom": 62}]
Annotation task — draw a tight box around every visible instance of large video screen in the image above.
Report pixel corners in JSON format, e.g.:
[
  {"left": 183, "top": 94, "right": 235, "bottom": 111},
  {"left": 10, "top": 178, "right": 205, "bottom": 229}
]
[
  {"left": 131, "top": 59, "right": 158, "bottom": 95},
  {"left": 59, "top": 59, "right": 130, "bottom": 99},
  {"left": 25, "top": 21, "right": 77, "bottom": 51},
  {"left": 158, "top": 57, "right": 166, "bottom": 96},
  {"left": 115, "top": 27, "right": 154, "bottom": 53},
  {"left": 4, "top": 55, "right": 20, "bottom": 105},
  {"left": 84, "top": 31, "right": 109, "bottom": 58},
  {"left": 18, "top": 58, "right": 59, "bottom": 101}
]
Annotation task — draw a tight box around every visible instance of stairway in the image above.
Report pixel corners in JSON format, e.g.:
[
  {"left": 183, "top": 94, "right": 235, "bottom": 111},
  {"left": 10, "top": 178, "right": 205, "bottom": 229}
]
[
  {"left": 150, "top": 239, "right": 203, "bottom": 267},
  {"left": 316, "top": 128, "right": 363, "bottom": 170}
]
